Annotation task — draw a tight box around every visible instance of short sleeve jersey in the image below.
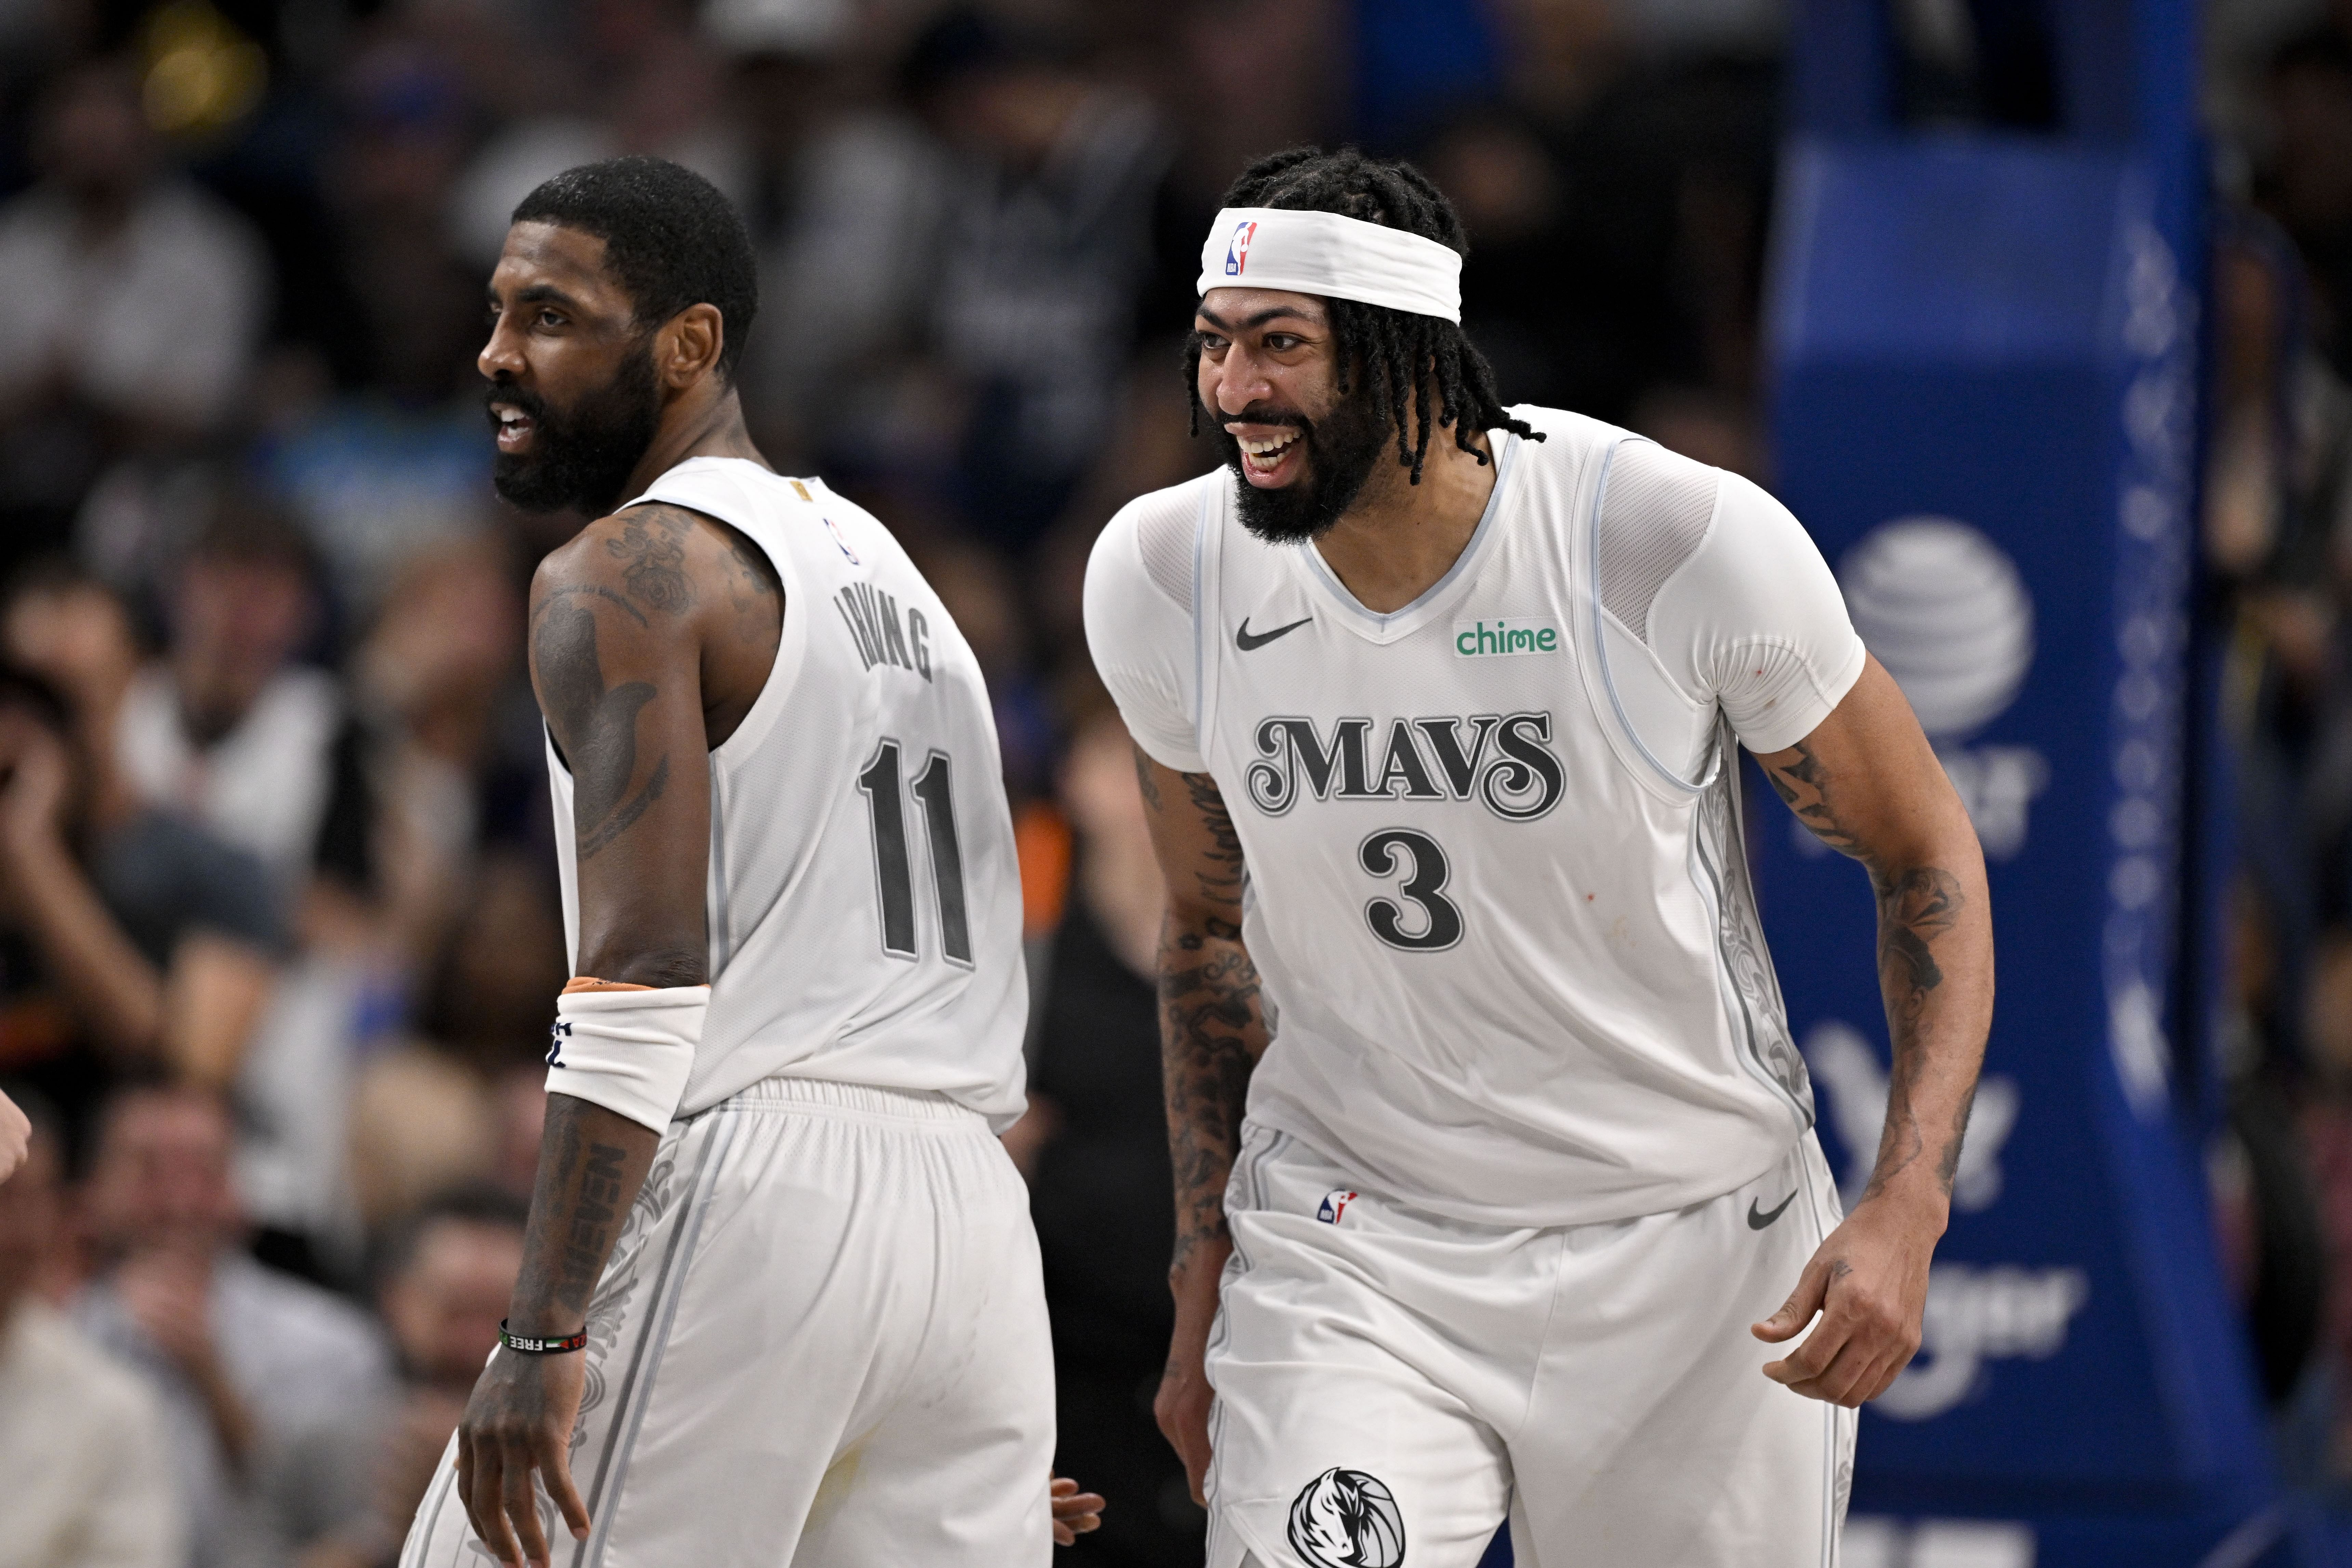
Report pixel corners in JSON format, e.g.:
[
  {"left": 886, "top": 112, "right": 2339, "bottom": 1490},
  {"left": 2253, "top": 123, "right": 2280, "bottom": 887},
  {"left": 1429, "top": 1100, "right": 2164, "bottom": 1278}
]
[{"left": 1084, "top": 406, "right": 1865, "bottom": 1226}]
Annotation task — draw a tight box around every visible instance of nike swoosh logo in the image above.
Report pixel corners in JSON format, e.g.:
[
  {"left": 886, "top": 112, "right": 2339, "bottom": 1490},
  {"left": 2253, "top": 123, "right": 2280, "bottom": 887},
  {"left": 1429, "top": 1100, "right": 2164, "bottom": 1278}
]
[
  {"left": 1236, "top": 615, "right": 1313, "bottom": 651},
  {"left": 1747, "top": 1191, "right": 1797, "bottom": 1230}
]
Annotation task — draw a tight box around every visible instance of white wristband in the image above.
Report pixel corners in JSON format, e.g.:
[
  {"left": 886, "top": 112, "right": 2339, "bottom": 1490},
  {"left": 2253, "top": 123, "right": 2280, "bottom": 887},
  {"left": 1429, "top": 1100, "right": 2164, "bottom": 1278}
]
[{"left": 545, "top": 985, "right": 707, "bottom": 1132}]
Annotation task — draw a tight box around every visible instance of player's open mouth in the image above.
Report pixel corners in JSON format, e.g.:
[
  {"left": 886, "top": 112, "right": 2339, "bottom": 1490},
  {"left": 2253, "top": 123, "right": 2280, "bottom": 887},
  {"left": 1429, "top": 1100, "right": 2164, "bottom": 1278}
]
[
  {"left": 1233, "top": 428, "right": 1303, "bottom": 485},
  {"left": 493, "top": 404, "right": 536, "bottom": 453}
]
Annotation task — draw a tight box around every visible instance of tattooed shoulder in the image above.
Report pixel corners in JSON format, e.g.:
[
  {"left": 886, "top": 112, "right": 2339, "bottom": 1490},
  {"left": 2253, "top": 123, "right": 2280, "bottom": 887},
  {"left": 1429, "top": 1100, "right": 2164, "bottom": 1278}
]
[{"left": 604, "top": 503, "right": 699, "bottom": 616}]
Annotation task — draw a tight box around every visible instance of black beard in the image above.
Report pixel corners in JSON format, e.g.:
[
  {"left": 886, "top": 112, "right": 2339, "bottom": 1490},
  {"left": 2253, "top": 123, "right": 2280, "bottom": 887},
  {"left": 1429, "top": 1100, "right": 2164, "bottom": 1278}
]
[
  {"left": 489, "top": 346, "right": 661, "bottom": 517},
  {"left": 1215, "top": 384, "right": 1392, "bottom": 544}
]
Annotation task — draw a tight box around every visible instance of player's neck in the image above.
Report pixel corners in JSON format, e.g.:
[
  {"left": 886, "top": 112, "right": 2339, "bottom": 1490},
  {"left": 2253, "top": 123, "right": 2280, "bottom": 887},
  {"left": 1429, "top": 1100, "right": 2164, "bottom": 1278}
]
[
  {"left": 1312, "top": 425, "right": 1496, "bottom": 614},
  {"left": 622, "top": 386, "right": 771, "bottom": 502}
]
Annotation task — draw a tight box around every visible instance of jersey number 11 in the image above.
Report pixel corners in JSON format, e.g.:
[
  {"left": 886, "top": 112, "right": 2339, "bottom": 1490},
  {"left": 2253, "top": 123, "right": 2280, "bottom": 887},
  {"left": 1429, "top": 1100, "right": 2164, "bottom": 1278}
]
[{"left": 858, "top": 739, "right": 973, "bottom": 966}]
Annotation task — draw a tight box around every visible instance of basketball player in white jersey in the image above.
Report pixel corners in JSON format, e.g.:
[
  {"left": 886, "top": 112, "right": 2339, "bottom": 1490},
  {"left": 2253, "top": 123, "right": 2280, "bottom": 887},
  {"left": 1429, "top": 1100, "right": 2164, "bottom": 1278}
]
[
  {"left": 1085, "top": 148, "right": 1995, "bottom": 1567},
  {"left": 399, "top": 157, "right": 1100, "bottom": 1568}
]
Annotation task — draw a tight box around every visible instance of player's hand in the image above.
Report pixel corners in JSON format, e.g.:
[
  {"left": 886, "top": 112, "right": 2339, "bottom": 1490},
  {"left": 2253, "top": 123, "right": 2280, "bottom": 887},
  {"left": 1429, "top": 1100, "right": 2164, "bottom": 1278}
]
[
  {"left": 1051, "top": 1474, "right": 1106, "bottom": 1545},
  {"left": 0, "top": 1089, "right": 29, "bottom": 1182},
  {"left": 1751, "top": 1191, "right": 1940, "bottom": 1407},
  {"left": 455, "top": 1346, "right": 590, "bottom": 1568},
  {"left": 1155, "top": 1237, "right": 1229, "bottom": 1505}
]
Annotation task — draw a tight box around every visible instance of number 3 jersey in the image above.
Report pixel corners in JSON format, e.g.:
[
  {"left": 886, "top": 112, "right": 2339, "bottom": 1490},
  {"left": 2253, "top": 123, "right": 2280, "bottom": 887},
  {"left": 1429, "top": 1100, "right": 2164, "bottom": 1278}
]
[
  {"left": 549, "top": 457, "right": 1028, "bottom": 1128},
  {"left": 1084, "top": 406, "right": 1867, "bottom": 1226}
]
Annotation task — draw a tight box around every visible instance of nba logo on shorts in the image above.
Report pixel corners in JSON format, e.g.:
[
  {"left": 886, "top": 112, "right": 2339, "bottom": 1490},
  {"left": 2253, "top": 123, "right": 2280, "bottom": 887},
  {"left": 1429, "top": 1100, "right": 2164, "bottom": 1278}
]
[
  {"left": 1225, "top": 219, "right": 1258, "bottom": 277},
  {"left": 1317, "top": 1189, "right": 1357, "bottom": 1224},
  {"left": 1288, "top": 1468, "right": 1406, "bottom": 1568}
]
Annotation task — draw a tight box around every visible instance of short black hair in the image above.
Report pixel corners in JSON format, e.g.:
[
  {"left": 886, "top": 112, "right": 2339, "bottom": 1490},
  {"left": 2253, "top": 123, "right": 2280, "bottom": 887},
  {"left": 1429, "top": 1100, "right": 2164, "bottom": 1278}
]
[
  {"left": 1190, "top": 146, "right": 1541, "bottom": 482},
  {"left": 371, "top": 1183, "right": 531, "bottom": 1293},
  {"left": 512, "top": 156, "right": 759, "bottom": 382}
]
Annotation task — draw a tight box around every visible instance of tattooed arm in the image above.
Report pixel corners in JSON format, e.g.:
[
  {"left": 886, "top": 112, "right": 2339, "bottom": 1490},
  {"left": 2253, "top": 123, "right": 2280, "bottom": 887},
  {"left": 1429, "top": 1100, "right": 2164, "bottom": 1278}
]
[
  {"left": 1749, "top": 654, "right": 1993, "bottom": 1408},
  {"left": 459, "top": 503, "right": 778, "bottom": 1568},
  {"left": 1132, "top": 747, "right": 1266, "bottom": 1506}
]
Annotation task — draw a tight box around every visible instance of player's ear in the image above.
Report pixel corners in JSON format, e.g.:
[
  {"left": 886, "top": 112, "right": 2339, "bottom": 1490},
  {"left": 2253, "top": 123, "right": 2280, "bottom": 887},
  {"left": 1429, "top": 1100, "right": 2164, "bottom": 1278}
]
[{"left": 661, "top": 303, "right": 725, "bottom": 387}]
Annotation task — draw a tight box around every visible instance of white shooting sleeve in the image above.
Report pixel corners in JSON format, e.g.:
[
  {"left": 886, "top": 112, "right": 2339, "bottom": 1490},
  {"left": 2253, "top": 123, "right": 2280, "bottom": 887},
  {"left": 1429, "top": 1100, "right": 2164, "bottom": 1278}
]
[{"left": 546, "top": 986, "right": 708, "bottom": 1132}]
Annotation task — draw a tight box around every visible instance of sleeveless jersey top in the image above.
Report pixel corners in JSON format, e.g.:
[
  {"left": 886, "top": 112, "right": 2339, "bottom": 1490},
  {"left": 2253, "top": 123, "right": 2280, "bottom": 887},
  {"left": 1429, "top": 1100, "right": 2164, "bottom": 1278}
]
[
  {"left": 1084, "top": 406, "right": 1866, "bottom": 1225},
  {"left": 551, "top": 458, "right": 1028, "bottom": 1127}
]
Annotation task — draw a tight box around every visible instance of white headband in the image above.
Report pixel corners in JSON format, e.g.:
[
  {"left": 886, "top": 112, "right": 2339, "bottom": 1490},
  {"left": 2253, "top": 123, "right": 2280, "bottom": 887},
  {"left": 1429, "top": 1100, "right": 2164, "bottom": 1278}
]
[{"left": 1196, "top": 206, "right": 1462, "bottom": 324}]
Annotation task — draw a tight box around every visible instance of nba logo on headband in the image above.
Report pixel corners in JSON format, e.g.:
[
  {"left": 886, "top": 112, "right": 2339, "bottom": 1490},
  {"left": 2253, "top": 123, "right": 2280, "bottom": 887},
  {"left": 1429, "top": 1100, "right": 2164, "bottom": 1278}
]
[
  {"left": 1198, "top": 206, "right": 1463, "bottom": 323},
  {"left": 1224, "top": 219, "right": 1257, "bottom": 278}
]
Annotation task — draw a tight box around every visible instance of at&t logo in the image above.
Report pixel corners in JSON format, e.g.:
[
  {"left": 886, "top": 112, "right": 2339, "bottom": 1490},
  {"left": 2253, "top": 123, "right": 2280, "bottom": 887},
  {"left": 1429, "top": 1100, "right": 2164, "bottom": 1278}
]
[{"left": 1831, "top": 518, "right": 2048, "bottom": 862}]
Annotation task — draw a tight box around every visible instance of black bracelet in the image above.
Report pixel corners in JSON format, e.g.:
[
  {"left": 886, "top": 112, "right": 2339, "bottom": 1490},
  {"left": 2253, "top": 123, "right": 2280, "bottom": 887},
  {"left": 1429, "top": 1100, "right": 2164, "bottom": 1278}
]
[{"left": 499, "top": 1320, "right": 588, "bottom": 1355}]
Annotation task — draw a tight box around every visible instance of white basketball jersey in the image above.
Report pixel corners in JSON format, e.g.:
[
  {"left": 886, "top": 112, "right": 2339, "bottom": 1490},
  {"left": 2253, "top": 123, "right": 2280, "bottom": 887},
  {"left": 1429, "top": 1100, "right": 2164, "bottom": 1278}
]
[
  {"left": 551, "top": 457, "right": 1028, "bottom": 1127},
  {"left": 1085, "top": 406, "right": 1867, "bottom": 1225}
]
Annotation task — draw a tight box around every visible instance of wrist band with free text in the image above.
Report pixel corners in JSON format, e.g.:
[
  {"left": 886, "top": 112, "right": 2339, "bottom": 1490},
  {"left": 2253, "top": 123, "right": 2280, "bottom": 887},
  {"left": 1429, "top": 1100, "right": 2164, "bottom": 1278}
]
[{"left": 499, "top": 1320, "right": 588, "bottom": 1355}]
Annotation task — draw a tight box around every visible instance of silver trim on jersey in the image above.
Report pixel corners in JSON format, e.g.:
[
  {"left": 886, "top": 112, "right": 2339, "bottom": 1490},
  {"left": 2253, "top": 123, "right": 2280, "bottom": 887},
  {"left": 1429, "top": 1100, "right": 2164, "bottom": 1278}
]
[
  {"left": 1687, "top": 744, "right": 1814, "bottom": 1130},
  {"left": 1587, "top": 436, "right": 1719, "bottom": 796}
]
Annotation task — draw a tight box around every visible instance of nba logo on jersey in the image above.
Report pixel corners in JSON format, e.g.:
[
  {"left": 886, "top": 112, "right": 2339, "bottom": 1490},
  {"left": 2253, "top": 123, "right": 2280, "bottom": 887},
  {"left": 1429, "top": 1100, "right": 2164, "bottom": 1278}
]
[
  {"left": 822, "top": 515, "right": 860, "bottom": 565},
  {"left": 1225, "top": 220, "right": 1258, "bottom": 277},
  {"left": 1317, "top": 1189, "right": 1358, "bottom": 1224}
]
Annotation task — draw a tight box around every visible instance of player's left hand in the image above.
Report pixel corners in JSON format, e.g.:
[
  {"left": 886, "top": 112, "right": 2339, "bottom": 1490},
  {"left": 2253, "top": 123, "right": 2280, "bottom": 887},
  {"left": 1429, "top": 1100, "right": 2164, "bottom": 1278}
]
[
  {"left": 1750, "top": 1191, "right": 1940, "bottom": 1407},
  {"left": 455, "top": 1345, "right": 590, "bottom": 1568},
  {"left": 1051, "top": 1474, "right": 1105, "bottom": 1546}
]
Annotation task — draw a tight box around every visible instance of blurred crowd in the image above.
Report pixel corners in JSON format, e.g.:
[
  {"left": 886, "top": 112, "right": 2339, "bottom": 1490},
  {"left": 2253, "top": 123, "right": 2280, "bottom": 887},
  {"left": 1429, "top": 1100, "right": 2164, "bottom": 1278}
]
[{"left": 8, "top": 0, "right": 2352, "bottom": 1560}]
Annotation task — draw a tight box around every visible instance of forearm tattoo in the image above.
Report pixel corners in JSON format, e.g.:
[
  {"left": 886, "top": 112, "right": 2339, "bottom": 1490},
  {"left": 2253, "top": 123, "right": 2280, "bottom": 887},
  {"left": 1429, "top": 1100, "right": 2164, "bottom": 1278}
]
[
  {"left": 515, "top": 1098, "right": 640, "bottom": 1322},
  {"left": 1147, "top": 762, "right": 1267, "bottom": 1271},
  {"left": 1764, "top": 739, "right": 1974, "bottom": 1200}
]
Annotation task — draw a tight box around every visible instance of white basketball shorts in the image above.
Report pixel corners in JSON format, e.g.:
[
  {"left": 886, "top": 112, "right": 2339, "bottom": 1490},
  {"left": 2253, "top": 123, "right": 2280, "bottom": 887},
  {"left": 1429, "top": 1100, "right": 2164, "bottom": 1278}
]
[
  {"left": 1204, "top": 1124, "right": 1855, "bottom": 1568},
  {"left": 400, "top": 1077, "right": 1056, "bottom": 1568}
]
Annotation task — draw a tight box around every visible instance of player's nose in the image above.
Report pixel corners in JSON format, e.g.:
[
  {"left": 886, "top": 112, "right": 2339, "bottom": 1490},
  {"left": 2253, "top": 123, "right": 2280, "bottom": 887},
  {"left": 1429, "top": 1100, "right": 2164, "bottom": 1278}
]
[
  {"left": 478, "top": 315, "right": 528, "bottom": 384},
  {"left": 1212, "top": 350, "right": 1274, "bottom": 417}
]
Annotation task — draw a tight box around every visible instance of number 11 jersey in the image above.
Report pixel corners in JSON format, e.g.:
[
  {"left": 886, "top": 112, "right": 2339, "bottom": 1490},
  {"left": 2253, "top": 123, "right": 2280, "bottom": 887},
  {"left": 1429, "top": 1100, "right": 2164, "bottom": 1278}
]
[
  {"left": 549, "top": 457, "right": 1028, "bottom": 1128},
  {"left": 1084, "top": 406, "right": 1867, "bottom": 1227}
]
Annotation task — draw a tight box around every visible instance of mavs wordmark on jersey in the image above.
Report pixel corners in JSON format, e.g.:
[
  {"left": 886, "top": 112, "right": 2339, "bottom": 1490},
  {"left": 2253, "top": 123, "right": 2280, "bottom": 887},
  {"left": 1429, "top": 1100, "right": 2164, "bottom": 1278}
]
[
  {"left": 1086, "top": 406, "right": 1867, "bottom": 1228},
  {"left": 1244, "top": 712, "right": 1562, "bottom": 819}
]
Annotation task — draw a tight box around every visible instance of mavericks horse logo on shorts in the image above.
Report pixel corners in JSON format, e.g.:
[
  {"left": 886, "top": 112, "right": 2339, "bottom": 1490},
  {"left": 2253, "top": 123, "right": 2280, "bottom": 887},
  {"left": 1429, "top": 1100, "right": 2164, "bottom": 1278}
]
[{"left": 1288, "top": 1468, "right": 1406, "bottom": 1568}]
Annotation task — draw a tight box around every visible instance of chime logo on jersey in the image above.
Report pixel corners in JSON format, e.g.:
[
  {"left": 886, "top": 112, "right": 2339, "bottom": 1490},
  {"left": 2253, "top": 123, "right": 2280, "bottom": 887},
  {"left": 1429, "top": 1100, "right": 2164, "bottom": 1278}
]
[
  {"left": 1225, "top": 219, "right": 1258, "bottom": 276},
  {"left": 1452, "top": 617, "right": 1560, "bottom": 657},
  {"left": 1245, "top": 711, "right": 1563, "bottom": 820},
  {"left": 1289, "top": 1468, "right": 1406, "bottom": 1568},
  {"left": 1317, "top": 1189, "right": 1358, "bottom": 1224}
]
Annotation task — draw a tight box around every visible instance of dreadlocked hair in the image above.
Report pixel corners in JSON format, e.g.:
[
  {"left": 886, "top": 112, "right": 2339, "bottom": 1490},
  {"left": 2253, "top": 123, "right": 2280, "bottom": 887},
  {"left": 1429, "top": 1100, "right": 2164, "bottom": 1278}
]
[{"left": 1187, "top": 145, "right": 1541, "bottom": 483}]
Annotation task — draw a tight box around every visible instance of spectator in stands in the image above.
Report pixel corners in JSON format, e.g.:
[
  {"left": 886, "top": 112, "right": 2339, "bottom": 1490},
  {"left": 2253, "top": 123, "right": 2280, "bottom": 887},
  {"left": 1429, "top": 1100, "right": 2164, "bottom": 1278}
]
[
  {"left": 349, "top": 851, "right": 563, "bottom": 1235},
  {"left": 1015, "top": 677, "right": 1200, "bottom": 1565},
  {"left": 0, "top": 639, "right": 281, "bottom": 1125},
  {"left": 0, "top": 1088, "right": 183, "bottom": 1568},
  {"left": 903, "top": 9, "right": 1174, "bottom": 549},
  {"left": 76, "top": 1081, "right": 393, "bottom": 1568},
  {"left": 0, "top": 58, "right": 268, "bottom": 570},
  {"left": 365, "top": 1188, "right": 528, "bottom": 1559},
  {"left": 115, "top": 500, "right": 347, "bottom": 890}
]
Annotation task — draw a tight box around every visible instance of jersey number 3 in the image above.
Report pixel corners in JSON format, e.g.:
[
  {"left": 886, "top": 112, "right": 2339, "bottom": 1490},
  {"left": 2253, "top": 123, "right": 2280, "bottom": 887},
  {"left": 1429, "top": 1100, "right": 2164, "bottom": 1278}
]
[
  {"left": 858, "top": 739, "right": 972, "bottom": 966},
  {"left": 1359, "top": 829, "right": 1463, "bottom": 951}
]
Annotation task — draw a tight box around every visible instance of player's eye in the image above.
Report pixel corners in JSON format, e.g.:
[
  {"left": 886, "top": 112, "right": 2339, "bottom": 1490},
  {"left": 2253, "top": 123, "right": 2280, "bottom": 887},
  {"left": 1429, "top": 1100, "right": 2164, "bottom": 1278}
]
[
  {"left": 1198, "top": 334, "right": 1230, "bottom": 354},
  {"left": 537, "top": 309, "right": 566, "bottom": 329},
  {"left": 1265, "top": 333, "right": 1302, "bottom": 351}
]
